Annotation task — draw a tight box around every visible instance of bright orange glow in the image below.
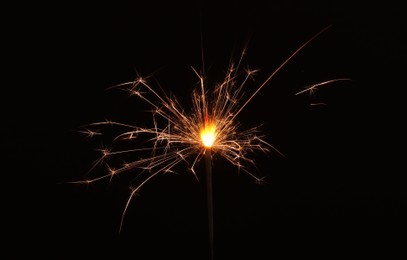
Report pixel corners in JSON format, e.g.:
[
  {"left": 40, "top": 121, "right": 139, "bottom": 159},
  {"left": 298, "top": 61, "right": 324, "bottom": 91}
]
[
  {"left": 200, "top": 122, "right": 216, "bottom": 148},
  {"left": 74, "top": 25, "right": 339, "bottom": 232}
]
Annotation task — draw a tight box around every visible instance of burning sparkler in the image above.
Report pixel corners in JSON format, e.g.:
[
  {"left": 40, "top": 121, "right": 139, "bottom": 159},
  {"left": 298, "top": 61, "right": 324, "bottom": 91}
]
[{"left": 69, "top": 24, "right": 349, "bottom": 259}]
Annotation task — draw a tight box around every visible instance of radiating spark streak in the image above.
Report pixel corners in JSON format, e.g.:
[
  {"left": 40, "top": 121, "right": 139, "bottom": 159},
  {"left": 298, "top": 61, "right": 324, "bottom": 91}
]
[
  {"left": 118, "top": 148, "right": 194, "bottom": 232},
  {"left": 65, "top": 174, "right": 111, "bottom": 185},
  {"left": 255, "top": 136, "right": 286, "bottom": 158},
  {"left": 87, "top": 121, "right": 135, "bottom": 128},
  {"left": 231, "top": 24, "right": 333, "bottom": 121},
  {"left": 119, "top": 169, "right": 159, "bottom": 233},
  {"left": 295, "top": 78, "right": 352, "bottom": 96},
  {"left": 77, "top": 129, "right": 102, "bottom": 138},
  {"left": 74, "top": 24, "right": 346, "bottom": 231},
  {"left": 310, "top": 103, "right": 327, "bottom": 106}
]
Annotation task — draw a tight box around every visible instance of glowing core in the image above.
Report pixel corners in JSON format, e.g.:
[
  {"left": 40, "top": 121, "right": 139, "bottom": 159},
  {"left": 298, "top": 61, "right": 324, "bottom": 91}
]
[{"left": 200, "top": 123, "right": 216, "bottom": 148}]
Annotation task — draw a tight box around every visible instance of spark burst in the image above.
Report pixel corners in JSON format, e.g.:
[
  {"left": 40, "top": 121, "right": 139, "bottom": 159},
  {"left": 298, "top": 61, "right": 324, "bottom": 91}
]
[{"left": 70, "top": 25, "right": 349, "bottom": 237}]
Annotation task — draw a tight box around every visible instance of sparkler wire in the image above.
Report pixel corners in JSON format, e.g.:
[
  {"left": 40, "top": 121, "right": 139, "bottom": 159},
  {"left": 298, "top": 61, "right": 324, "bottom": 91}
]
[
  {"left": 69, "top": 24, "right": 351, "bottom": 259},
  {"left": 205, "top": 149, "right": 214, "bottom": 260}
]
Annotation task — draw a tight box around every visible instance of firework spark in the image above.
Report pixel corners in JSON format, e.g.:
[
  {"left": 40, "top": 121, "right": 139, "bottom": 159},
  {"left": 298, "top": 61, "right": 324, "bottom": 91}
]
[{"left": 69, "top": 24, "right": 349, "bottom": 234}]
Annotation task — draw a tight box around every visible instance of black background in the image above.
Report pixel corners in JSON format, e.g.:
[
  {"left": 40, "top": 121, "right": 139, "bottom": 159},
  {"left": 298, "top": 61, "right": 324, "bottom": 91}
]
[{"left": 5, "top": 1, "right": 406, "bottom": 258}]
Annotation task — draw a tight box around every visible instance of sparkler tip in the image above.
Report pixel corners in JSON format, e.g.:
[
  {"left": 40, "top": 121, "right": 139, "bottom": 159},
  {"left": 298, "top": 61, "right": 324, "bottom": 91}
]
[{"left": 200, "top": 122, "right": 217, "bottom": 148}]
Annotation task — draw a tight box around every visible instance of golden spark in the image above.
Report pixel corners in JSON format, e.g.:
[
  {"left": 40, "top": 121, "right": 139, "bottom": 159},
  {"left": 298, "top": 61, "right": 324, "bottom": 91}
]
[{"left": 70, "top": 24, "right": 349, "bottom": 232}]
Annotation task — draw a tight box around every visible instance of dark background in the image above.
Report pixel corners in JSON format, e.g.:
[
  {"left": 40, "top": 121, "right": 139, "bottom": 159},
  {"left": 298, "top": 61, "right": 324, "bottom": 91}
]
[{"left": 5, "top": 0, "right": 405, "bottom": 258}]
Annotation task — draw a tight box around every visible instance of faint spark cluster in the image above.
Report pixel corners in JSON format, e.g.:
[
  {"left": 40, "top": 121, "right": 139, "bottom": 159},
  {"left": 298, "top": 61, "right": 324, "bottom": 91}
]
[{"left": 71, "top": 25, "right": 349, "bottom": 230}]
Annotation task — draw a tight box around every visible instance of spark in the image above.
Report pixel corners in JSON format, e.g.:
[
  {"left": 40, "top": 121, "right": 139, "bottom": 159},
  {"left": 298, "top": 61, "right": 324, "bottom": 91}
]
[
  {"left": 72, "top": 24, "right": 348, "bottom": 232},
  {"left": 200, "top": 121, "right": 217, "bottom": 148},
  {"left": 295, "top": 78, "right": 352, "bottom": 96}
]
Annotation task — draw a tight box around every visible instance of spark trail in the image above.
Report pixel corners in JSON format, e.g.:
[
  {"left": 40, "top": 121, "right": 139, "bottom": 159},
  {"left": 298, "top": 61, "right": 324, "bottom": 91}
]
[{"left": 70, "top": 24, "right": 349, "bottom": 238}]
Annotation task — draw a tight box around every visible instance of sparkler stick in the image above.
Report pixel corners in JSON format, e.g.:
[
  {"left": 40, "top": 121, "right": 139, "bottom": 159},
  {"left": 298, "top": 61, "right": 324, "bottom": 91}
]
[
  {"left": 205, "top": 149, "right": 214, "bottom": 260},
  {"left": 69, "top": 23, "right": 350, "bottom": 258}
]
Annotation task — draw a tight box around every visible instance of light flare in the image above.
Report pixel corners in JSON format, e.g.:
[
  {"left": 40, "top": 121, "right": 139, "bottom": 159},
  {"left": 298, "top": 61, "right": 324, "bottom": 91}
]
[
  {"left": 200, "top": 120, "right": 217, "bottom": 148},
  {"left": 70, "top": 24, "right": 350, "bottom": 232}
]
